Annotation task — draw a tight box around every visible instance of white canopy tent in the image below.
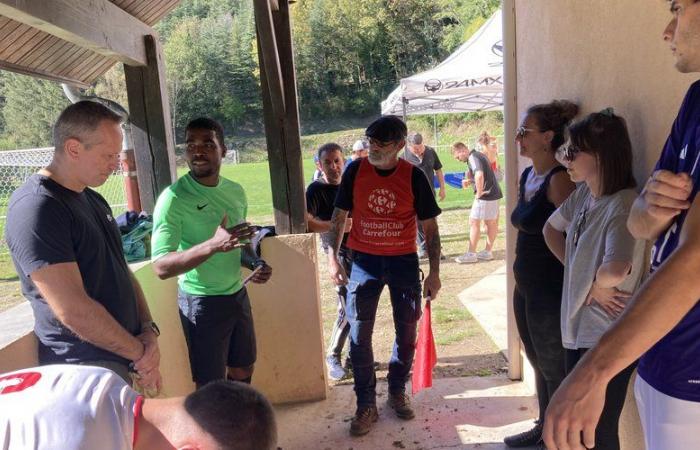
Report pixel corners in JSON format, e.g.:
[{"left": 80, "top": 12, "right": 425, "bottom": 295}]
[{"left": 381, "top": 9, "right": 503, "bottom": 116}]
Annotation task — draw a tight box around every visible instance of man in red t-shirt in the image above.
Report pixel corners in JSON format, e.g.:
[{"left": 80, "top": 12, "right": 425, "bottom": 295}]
[{"left": 325, "top": 116, "right": 442, "bottom": 436}]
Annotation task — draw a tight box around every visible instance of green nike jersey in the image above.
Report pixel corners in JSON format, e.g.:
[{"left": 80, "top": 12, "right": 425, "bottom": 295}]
[{"left": 151, "top": 172, "right": 248, "bottom": 296}]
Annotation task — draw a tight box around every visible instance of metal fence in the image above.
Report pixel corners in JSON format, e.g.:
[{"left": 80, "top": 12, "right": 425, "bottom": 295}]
[{"left": 0, "top": 147, "right": 127, "bottom": 253}]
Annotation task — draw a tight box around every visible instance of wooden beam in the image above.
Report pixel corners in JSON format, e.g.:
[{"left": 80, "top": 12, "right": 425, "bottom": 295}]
[
  {"left": 0, "top": 0, "right": 151, "bottom": 66},
  {"left": 0, "top": 59, "right": 89, "bottom": 88},
  {"left": 253, "top": 0, "right": 285, "bottom": 118},
  {"left": 124, "top": 34, "right": 176, "bottom": 213},
  {"left": 254, "top": 0, "right": 306, "bottom": 234}
]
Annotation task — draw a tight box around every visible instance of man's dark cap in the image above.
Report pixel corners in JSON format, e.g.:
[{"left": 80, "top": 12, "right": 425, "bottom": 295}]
[{"left": 365, "top": 116, "right": 407, "bottom": 143}]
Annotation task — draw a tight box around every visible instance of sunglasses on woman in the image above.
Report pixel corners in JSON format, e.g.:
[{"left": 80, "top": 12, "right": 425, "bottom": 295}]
[{"left": 515, "top": 126, "right": 537, "bottom": 139}]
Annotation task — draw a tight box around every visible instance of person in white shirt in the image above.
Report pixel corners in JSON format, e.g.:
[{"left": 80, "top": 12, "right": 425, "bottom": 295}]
[{"left": 0, "top": 364, "right": 277, "bottom": 450}]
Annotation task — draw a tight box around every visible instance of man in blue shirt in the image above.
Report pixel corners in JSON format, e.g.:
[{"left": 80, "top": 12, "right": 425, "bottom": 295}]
[{"left": 544, "top": 3, "right": 700, "bottom": 449}]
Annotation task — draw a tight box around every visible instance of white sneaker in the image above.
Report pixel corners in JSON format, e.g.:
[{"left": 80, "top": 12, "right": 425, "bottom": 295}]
[
  {"left": 477, "top": 250, "right": 494, "bottom": 261},
  {"left": 455, "top": 252, "right": 478, "bottom": 264}
]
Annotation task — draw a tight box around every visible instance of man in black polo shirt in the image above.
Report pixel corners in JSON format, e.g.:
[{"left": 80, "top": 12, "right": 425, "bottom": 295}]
[
  {"left": 5, "top": 101, "right": 161, "bottom": 390},
  {"left": 306, "top": 143, "right": 353, "bottom": 381}
]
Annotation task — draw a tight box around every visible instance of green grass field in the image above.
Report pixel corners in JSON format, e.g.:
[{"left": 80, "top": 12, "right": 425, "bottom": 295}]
[{"left": 185, "top": 152, "right": 490, "bottom": 225}]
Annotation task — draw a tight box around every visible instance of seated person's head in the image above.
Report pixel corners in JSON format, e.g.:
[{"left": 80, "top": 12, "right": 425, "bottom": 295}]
[
  {"left": 451, "top": 142, "right": 470, "bottom": 162},
  {"left": 183, "top": 380, "right": 277, "bottom": 450},
  {"left": 364, "top": 116, "right": 407, "bottom": 167}
]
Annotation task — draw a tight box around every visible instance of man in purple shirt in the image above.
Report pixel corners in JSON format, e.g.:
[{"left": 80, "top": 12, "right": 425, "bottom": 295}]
[{"left": 544, "top": 2, "right": 700, "bottom": 449}]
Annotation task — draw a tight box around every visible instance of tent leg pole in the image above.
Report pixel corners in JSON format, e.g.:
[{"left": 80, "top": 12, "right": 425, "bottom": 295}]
[{"left": 433, "top": 114, "right": 438, "bottom": 148}]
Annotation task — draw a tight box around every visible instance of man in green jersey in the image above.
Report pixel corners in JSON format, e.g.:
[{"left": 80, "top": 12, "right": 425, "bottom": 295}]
[{"left": 151, "top": 117, "right": 272, "bottom": 388}]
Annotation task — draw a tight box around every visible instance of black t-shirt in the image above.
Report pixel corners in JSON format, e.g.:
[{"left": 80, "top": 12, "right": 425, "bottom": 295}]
[
  {"left": 467, "top": 150, "right": 503, "bottom": 201},
  {"left": 5, "top": 175, "right": 140, "bottom": 366},
  {"left": 334, "top": 159, "right": 441, "bottom": 220},
  {"left": 306, "top": 180, "right": 338, "bottom": 220}
]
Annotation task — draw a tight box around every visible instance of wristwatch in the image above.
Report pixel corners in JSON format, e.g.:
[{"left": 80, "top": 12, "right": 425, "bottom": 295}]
[{"left": 142, "top": 320, "right": 160, "bottom": 337}]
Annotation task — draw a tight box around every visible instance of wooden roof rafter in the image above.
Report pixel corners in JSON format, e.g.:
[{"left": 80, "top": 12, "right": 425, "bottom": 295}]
[{"left": 0, "top": 0, "right": 180, "bottom": 87}]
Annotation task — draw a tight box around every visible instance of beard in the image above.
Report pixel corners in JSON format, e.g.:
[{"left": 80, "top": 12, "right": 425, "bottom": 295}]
[{"left": 368, "top": 150, "right": 397, "bottom": 167}]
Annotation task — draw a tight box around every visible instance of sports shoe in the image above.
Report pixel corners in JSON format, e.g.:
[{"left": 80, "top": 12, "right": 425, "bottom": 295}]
[
  {"left": 503, "top": 421, "right": 543, "bottom": 447},
  {"left": 349, "top": 405, "right": 379, "bottom": 436},
  {"left": 326, "top": 355, "right": 347, "bottom": 381},
  {"left": 477, "top": 250, "right": 494, "bottom": 261},
  {"left": 455, "top": 252, "right": 478, "bottom": 264},
  {"left": 387, "top": 392, "right": 415, "bottom": 420}
]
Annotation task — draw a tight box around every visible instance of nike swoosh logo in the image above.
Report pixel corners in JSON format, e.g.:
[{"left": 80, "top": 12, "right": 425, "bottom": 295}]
[{"left": 197, "top": 204, "right": 208, "bottom": 210}]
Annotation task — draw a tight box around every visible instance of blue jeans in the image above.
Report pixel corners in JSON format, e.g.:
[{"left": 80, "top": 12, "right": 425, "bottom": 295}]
[{"left": 346, "top": 251, "right": 422, "bottom": 408}]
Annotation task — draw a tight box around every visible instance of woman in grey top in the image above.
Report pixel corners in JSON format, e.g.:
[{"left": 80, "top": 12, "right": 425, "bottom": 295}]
[{"left": 543, "top": 109, "right": 645, "bottom": 450}]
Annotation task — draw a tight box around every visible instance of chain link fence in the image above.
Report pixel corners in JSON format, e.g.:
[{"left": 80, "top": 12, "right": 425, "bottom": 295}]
[{"left": 0, "top": 147, "right": 127, "bottom": 254}]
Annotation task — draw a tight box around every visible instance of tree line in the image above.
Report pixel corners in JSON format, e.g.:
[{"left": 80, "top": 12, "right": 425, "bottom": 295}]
[{"left": 0, "top": 0, "right": 499, "bottom": 149}]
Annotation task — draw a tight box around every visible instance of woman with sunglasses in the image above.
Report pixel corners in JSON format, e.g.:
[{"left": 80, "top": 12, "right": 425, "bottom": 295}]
[
  {"left": 504, "top": 100, "right": 578, "bottom": 448},
  {"left": 543, "top": 109, "right": 645, "bottom": 450}
]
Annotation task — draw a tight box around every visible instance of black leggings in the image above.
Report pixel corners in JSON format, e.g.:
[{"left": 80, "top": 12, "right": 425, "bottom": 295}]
[
  {"left": 565, "top": 348, "right": 636, "bottom": 450},
  {"left": 513, "top": 282, "right": 566, "bottom": 422}
]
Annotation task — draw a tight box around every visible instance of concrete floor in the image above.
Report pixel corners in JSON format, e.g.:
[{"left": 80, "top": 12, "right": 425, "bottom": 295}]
[
  {"left": 274, "top": 265, "right": 541, "bottom": 450},
  {"left": 275, "top": 375, "right": 540, "bottom": 450}
]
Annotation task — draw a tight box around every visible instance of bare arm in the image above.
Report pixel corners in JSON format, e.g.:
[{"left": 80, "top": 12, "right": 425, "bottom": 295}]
[
  {"left": 32, "top": 262, "right": 145, "bottom": 361},
  {"left": 543, "top": 221, "right": 566, "bottom": 264},
  {"left": 474, "top": 171, "right": 485, "bottom": 198},
  {"left": 627, "top": 170, "right": 692, "bottom": 240},
  {"left": 153, "top": 220, "right": 254, "bottom": 279},
  {"left": 544, "top": 194, "right": 700, "bottom": 450},
  {"left": 326, "top": 208, "right": 349, "bottom": 285},
  {"left": 421, "top": 217, "right": 441, "bottom": 299},
  {"left": 547, "top": 171, "right": 576, "bottom": 207},
  {"left": 307, "top": 213, "right": 331, "bottom": 233},
  {"left": 594, "top": 261, "right": 632, "bottom": 288},
  {"left": 436, "top": 169, "right": 446, "bottom": 201}
]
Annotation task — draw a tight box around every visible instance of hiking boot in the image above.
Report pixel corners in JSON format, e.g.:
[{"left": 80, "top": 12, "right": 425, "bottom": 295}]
[
  {"left": 503, "top": 421, "right": 543, "bottom": 447},
  {"left": 387, "top": 392, "right": 415, "bottom": 420},
  {"left": 349, "top": 405, "right": 378, "bottom": 436},
  {"left": 326, "top": 355, "right": 347, "bottom": 381}
]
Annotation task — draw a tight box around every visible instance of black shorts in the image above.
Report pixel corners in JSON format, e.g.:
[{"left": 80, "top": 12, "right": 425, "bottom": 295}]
[{"left": 178, "top": 287, "right": 257, "bottom": 386}]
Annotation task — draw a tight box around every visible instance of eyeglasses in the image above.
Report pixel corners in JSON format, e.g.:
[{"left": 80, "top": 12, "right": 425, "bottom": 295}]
[
  {"left": 572, "top": 208, "right": 588, "bottom": 247},
  {"left": 366, "top": 137, "right": 396, "bottom": 149},
  {"left": 515, "top": 127, "right": 537, "bottom": 139},
  {"left": 558, "top": 142, "right": 582, "bottom": 162}
]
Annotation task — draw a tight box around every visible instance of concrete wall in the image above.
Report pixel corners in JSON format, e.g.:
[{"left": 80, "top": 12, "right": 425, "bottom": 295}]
[
  {"left": 131, "top": 262, "right": 195, "bottom": 397},
  {"left": 514, "top": 0, "right": 696, "bottom": 179},
  {"left": 510, "top": 1, "right": 698, "bottom": 448},
  {"left": 246, "top": 234, "right": 327, "bottom": 404}
]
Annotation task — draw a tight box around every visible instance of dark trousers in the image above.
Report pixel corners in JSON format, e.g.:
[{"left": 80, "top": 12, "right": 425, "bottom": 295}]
[
  {"left": 565, "top": 348, "right": 636, "bottom": 450},
  {"left": 513, "top": 282, "right": 566, "bottom": 422},
  {"left": 327, "top": 249, "right": 353, "bottom": 359},
  {"left": 346, "top": 251, "right": 422, "bottom": 408}
]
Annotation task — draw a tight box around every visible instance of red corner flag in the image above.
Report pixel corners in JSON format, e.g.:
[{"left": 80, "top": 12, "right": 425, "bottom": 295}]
[{"left": 412, "top": 300, "right": 437, "bottom": 395}]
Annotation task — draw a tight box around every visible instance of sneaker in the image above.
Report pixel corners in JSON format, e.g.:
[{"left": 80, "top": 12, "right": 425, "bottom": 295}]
[
  {"left": 455, "top": 252, "right": 478, "bottom": 264},
  {"left": 326, "top": 355, "right": 347, "bottom": 381},
  {"left": 477, "top": 250, "right": 494, "bottom": 261},
  {"left": 349, "top": 405, "right": 378, "bottom": 436},
  {"left": 503, "top": 421, "right": 543, "bottom": 447},
  {"left": 440, "top": 252, "right": 447, "bottom": 260},
  {"left": 387, "top": 392, "right": 415, "bottom": 420}
]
